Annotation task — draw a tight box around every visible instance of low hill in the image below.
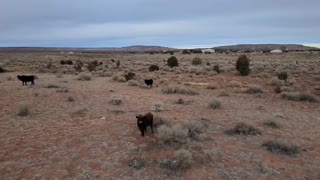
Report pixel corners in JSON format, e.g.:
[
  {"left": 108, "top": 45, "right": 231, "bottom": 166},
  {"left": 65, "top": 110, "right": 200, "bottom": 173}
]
[{"left": 213, "top": 44, "right": 319, "bottom": 51}]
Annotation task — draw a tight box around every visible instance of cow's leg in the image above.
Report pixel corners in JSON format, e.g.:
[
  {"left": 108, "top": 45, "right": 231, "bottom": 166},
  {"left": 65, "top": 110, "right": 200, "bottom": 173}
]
[
  {"left": 31, "top": 80, "right": 34, "bottom": 86},
  {"left": 151, "top": 122, "right": 154, "bottom": 133},
  {"left": 141, "top": 129, "right": 145, "bottom": 136}
]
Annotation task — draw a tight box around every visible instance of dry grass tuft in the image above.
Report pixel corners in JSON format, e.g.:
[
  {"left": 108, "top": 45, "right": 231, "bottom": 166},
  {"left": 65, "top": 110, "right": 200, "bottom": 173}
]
[
  {"left": 77, "top": 73, "right": 92, "bottom": 81},
  {"left": 158, "top": 125, "right": 188, "bottom": 145},
  {"left": 208, "top": 99, "right": 222, "bottom": 109},
  {"left": 159, "top": 149, "right": 192, "bottom": 173},
  {"left": 151, "top": 101, "right": 165, "bottom": 112},
  {"left": 127, "top": 80, "right": 140, "bottom": 86},
  {"left": 226, "top": 122, "right": 262, "bottom": 135},
  {"left": 17, "top": 104, "right": 30, "bottom": 116},
  {"left": 161, "top": 86, "right": 200, "bottom": 95},
  {"left": 245, "top": 86, "right": 264, "bottom": 94},
  {"left": 109, "top": 95, "right": 123, "bottom": 105},
  {"left": 281, "top": 92, "right": 319, "bottom": 102}
]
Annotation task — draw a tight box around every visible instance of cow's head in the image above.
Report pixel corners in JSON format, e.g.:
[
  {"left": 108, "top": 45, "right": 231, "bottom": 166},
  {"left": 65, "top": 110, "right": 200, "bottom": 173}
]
[{"left": 136, "top": 115, "right": 143, "bottom": 124}]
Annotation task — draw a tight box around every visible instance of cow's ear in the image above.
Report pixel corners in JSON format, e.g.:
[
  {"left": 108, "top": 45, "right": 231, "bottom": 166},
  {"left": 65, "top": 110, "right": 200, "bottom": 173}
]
[{"left": 136, "top": 116, "right": 139, "bottom": 119}]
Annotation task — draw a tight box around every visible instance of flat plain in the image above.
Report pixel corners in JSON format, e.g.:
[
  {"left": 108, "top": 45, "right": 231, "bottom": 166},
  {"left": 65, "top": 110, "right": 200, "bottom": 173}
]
[{"left": 0, "top": 51, "right": 320, "bottom": 179}]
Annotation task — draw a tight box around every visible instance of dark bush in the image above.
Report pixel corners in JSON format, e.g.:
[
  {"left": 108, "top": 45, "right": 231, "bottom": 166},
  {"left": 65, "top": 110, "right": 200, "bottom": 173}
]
[
  {"left": 149, "top": 65, "right": 160, "bottom": 72},
  {"left": 116, "top": 60, "right": 120, "bottom": 68},
  {"left": 192, "top": 57, "right": 202, "bottom": 66},
  {"left": 124, "top": 72, "right": 136, "bottom": 81},
  {"left": 182, "top": 49, "right": 191, "bottom": 54},
  {"left": 87, "top": 61, "right": 97, "bottom": 71},
  {"left": 60, "top": 60, "right": 65, "bottom": 65},
  {"left": 236, "top": 55, "right": 250, "bottom": 76},
  {"left": 262, "top": 141, "right": 300, "bottom": 155},
  {"left": 167, "top": 56, "right": 179, "bottom": 68},
  {"left": 0, "top": 67, "right": 7, "bottom": 73},
  {"left": 213, "top": 64, "right": 220, "bottom": 73},
  {"left": 74, "top": 60, "right": 83, "bottom": 72},
  {"left": 278, "top": 72, "right": 288, "bottom": 82}
]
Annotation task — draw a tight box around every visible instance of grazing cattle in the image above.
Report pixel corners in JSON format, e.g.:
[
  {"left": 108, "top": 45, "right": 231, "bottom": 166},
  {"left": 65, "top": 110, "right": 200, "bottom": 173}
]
[
  {"left": 17, "top": 75, "right": 35, "bottom": 86},
  {"left": 144, "top": 79, "right": 153, "bottom": 88},
  {"left": 136, "top": 112, "right": 154, "bottom": 136}
]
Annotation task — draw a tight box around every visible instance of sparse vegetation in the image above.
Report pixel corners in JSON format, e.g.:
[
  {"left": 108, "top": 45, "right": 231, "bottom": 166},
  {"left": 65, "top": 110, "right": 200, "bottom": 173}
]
[
  {"left": 128, "top": 158, "right": 146, "bottom": 169},
  {"left": 192, "top": 57, "right": 202, "bottom": 65},
  {"left": 208, "top": 99, "right": 222, "bottom": 109},
  {"left": 159, "top": 149, "right": 192, "bottom": 172},
  {"left": 278, "top": 72, "right": 288, "bottom": 82},
  {"left": 226, "top": 122, "right": 262, "bottom": 135},
  {"left": 228, "top": 80, "right": 241, "bottom": 87},
  {"left": 264, "top": 119, "right": 281, "bottom": 128},
  {"left": 151, "top": 101, "right": 164, "bottom": 112},
  {"left": 67, "top": 96, "right": 75, "bottom": 102},
  {"left": 167, "top": 56, "right": 179, "bottom": 68},
  {"left": 262, "top": 140, "right": 300, "bottom": 155},
  {"left": 217, "top": 91, "right": 230, "bottom": 97},
  {"left": 213, "top": 64, "right": 220, "bottom": 73},
  {"left": 183, "top": 120, "right": 206, "bottom": 141},
  {"left": 77, "top": 73, "right": 92, "bottom": 81},
  {"left": 174, "top": 98, "right": 192, "bottom": 105},
  {"left": 127, "top": 79, "right": 140, "bottom": 86},
  {"left": 71, "top": 106, "right": 88, "bottom": 114},
  {"left": 124, "top": 72, "right": 136, "bottom": 81},
  {"left": 109, "top": 95, "right": 123, "bottom": 105},
  {"left": 161, "top": 86, "right": 200, "bottom": 95},
  {"left": 281, "top": 92, "right": 319, "bottom": 102},
  {"left": 206, "top": 84, "right": 219, "bottom": 90},
  {"left": 158, "top": 125, "right": 188, "bottom": 145},
  {"left": 149, "top": 64, "right": 160, "bottom": 72},
  {"left": 245, "top": 86, "right": 264, "bottom": 94},
  {"left": 236, "top": 55, "right": 250, "bottom": 76},
  {"left": 154, "top": 116, "right": 171, "bottom": 128},
  {"left": 113, "top": 74, "right": 126, "bottom": 82},
  {"left": 17, "top": 104, "right": 30, "bottom": 116}
]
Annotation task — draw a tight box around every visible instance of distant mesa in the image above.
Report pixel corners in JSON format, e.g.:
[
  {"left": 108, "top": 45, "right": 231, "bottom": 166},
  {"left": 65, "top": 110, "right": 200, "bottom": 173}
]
[{"left": 0, "top": 44, "right": 318, "bottom": 53}]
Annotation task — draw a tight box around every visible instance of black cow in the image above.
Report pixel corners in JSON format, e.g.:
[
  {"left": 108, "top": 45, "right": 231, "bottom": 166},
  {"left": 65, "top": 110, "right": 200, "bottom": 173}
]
[
  {"left": 136, "top": 112, "right": 154, "bottom": 136},
  {"left": 144, "top": 79, "right": 153, "bottom": 88},
  {"left": 17, "top": 75, "right": 35, "bottom": 86}
]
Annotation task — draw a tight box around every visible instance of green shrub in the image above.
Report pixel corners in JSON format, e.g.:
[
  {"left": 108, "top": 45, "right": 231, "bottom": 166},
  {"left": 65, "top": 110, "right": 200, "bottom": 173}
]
[
  {"left": 192, "top": 57, "right": 202, "bottom": 66},
  {"left": 149, "top": 65, "right": 160, "bottom": 72},
  {"left": 167, "top": 56, "right": 179, "bottom": 68},
  {"left": 226, "top": 122, "right": 262, "bottom": 135},
  {"left": 183, "top": 120, "right": 205, "bottom": 141},
  {"left": 236, "top": 55, "right": 250, "bottom": 76},
  {"left": 262, "top": 140, "right": 300, "bottom": 155}
]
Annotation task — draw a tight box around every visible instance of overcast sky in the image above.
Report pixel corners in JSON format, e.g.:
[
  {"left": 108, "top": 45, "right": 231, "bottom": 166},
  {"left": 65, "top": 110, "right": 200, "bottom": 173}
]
[{"left": 1, "top": 0, "right": 319, "bottom": 48}]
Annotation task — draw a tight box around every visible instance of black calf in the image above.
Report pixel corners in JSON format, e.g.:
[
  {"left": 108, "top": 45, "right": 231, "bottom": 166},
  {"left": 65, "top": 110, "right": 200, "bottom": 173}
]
[
  {"left": 136, "top": 112, "right": 154, "bottom": 136},
  {"left": 144, "top": 79, "right": 153, "bottom": 88},
  {"left": 17, "top": 75, "right": 35, "bottom": 86}
]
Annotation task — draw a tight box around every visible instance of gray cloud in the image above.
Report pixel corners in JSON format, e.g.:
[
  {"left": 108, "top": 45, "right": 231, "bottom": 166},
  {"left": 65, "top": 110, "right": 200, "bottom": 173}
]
[{"left": 0, "top": 0, "right": 319, "bottom": 47}]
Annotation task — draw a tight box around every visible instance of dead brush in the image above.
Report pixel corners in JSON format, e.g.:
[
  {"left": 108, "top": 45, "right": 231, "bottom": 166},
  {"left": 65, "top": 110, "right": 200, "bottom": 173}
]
[{"left": 226, "top": 122, "right": 262, "bottom": 136}]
